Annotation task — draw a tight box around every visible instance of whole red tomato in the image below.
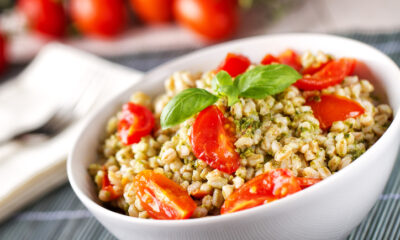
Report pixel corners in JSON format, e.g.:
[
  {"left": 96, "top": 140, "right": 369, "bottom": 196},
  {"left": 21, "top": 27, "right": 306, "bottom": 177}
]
[
  {"left": 17, "top": 0, "right": 68, "bottom": 38},
  {"left": 129, "top": 0, "right": 173, "bottom": 24},
  {"left": 0, "top": 32, "right": 7, "bottom": 74},
  {"left": 70, "top": 0, "right": 128, "bottom": 38},
  {"left": 174, "top": 0, "right": 238, "bottom": 41}
]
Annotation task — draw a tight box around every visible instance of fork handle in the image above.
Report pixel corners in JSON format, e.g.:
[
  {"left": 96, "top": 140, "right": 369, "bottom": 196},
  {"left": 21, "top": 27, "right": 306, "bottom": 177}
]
[
  {"left": 0, "top": 128, "right": 49, "bottom": 146},
  {"left": 0, "top": 132, "right": 28, "bottom": 146}
]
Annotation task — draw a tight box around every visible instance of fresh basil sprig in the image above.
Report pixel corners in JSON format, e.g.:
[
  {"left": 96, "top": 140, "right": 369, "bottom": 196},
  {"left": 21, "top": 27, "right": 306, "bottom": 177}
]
[
  {"left": 160, "top": 88, "right": 218, "bottom": 129},
  {"left": 234, "top": 64, "right": 301, "bottom": 99},
  {"left": 211, "top": 71, "right": 239, "bottom": 106},
  {"left": 160, "top": 64, "right": 301, "bottom": 129}
]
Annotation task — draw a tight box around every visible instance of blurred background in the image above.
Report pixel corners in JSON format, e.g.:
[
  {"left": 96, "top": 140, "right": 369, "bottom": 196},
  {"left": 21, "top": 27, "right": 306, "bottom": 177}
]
[
  {"left": 1, "top": 0, "right": 400, "bottom": 239},
  {"left": 0, "top": 0, "right": 399, "bottom": 80}
]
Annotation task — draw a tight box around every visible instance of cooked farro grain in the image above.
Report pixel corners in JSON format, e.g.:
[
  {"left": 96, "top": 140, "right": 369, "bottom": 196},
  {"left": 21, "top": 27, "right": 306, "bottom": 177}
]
[{"left": 90, "top": 50, "right": 392, "bottom": 220}]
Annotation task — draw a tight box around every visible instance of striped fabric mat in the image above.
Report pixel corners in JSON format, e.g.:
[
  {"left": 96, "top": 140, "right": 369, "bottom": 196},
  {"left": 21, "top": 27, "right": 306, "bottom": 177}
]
[{"left": 1, "top": 31, "right": 400, "bottom": 240}]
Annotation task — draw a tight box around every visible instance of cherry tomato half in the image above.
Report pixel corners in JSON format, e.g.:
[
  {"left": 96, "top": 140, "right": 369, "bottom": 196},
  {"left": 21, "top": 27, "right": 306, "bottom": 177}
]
[
  {"left": 260, "top": 54, "right": 279, "bottom": 65},
  {"left": 101, "top": 168, "right": 122, "bottom": 201},
  {"left": 174, "top": 0, "right": 238, "bottom": 41},
  {"left": 216, "top": 53, "right": 251, "bottom": 77},
  {"left": 294, "top": 58, "right": 357, "bottom": 90},
  {"left": 191, "top": 105, "right": 240, "bottom": 174},
  {"left": 17, "top": 0, "right": 67, "bottom": 38},
  {"left": 306, "top": 94, "right": 365, "bottom": 130},
  {"left": 70, "top": 0, "right": 128, "bottom": 38},
  {"left": 191, "top": 189, "right": 209, "bottom": 199},
  {"left": 129, "top": 0, "right": 173, "bottom": 24},
  {"left": 221, "top": 169, "right": 301, "bottom": 214},
  {"left": 118, "top": 102, "right": 155, "bottom": 145},
  {"left": 297, "top": 177, "right": 321, "bottom": 189},
  {"left": 277, "top": 49, "right": 302, "bottom": 72},
  {"left": 261, "top": 49, "right": 302, "bottom": 72},
  {"left": 301, "top": 60, "right": 332, "bottom": 75},
  {"left": 133, "top": 170, "right": 197, "bottom": 220}
]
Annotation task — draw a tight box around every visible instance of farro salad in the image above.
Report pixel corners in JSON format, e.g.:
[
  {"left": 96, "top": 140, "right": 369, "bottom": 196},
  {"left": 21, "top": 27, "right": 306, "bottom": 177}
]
[{"left": 89, "top": 49, "right": 392, "bottom": 220}]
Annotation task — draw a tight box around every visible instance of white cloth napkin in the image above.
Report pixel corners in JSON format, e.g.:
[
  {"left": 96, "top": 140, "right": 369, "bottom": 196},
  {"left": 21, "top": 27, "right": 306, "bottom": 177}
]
[{"left": 0, "top": 43, "right": 143, "bottom": 222}]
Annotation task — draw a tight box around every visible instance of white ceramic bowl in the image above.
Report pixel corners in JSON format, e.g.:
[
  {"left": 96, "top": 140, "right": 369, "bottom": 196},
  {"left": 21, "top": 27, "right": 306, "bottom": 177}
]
[{"left": 67, "top": 33, "right": 400, "bottom": 240}]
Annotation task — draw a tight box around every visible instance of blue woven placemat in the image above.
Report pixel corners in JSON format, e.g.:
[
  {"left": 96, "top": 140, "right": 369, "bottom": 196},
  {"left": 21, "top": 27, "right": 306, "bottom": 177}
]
[{"left": 1, "top": 31, "right": 400, "bottom": 240}]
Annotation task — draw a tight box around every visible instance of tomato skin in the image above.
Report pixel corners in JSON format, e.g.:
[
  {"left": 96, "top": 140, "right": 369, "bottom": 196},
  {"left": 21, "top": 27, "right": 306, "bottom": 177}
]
[
  {"left": 221, "top": 169, "right": 301, "bottom": 214},
  {"left": 118, "top": 102, "right": 155, "bottom": 145},
  {"left": 306, "top": 94, "right": 365, "bottom": 130},
  {"left": 294, "top": 58, "right": 357, "bottom": 90},
  {"left": 133, "top": 170, "right": 197, "bottom": 220},
  {"left": 191, "top": 105, "right": 240, "bottom": 174},
  {"left": 70, "top": 0, "right": 128, "bottom": 38},
  {"left": 278, "top": 49, "right": 302, "bottom": 72},
  {"left": 17, "top": 0, "right": 67, "bottom": 38},
  {"left": 190, "top": 189, "right": 209, "bottom": 199},
  {"left": 102, "top": 168, "right": 122, "bottom": 201},
  {"left": 0, "top": 32, "right": 7, "bottom": 74},
  {"left": 130, "top": 0, "right": 173, "bottom": 24},
  {"left": 216, "top": 53, "right": 251, "bottom": 77},
  {"left": 261, "top": 49, "right": 302, "bottom": 72},
  {"left": 297, "top": 177, "right": 321, "bottom": 189},
  {"left": 174, "top": 0, "right": 237, "bottom": 41},
  {"left": 260, "top": 50, "right": 355, "bottom": 90},
  {"left": 301, "top": 60, "right": 331, "bottom": 75},
  {"left": 261, "top": 54, "right": 279, "bottom": 65}
]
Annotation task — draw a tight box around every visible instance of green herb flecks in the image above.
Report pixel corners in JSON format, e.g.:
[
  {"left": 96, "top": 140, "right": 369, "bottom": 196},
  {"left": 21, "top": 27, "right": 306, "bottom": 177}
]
[{"left": 235, "top": 117, "right": 261, "bottom": 136}]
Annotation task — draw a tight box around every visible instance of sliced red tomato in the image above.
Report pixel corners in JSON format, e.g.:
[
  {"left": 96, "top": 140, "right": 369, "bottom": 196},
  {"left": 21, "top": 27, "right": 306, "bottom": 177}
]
[
  {"left": 221, "top": 169, "right": 301, "bottom": 214},
  {"left": 17, "top": 0, "right": 68, "bottom": 38},
  {"left": 260, "top": 50, "right": 355, "bottom": 90},
  {"left": 118, "top": 102, "right": 155, "bottom": 145},
  {"left": 102, "top": 168, "right": 122, "bottom": 201},
  {"left": 301, "top": 60, "right": 331, "bottom": 75},
  {"left": 216, "top": 53, "right": 251, "bottom": 77},
  {"left": 306, "top": 94, "right": 365, "bottom": 130},
  {"left": 261, "top": 49, "right": 302, "bottom": 72},
  {"left": 294, "top": 58, "right": 357, "bottom": 90},
  {"left": 261, "top": 54, "right": 279, "bottom": 65},
  {"left": 191, "top": 189, "right": 209, "bottom": 199},
  {"left": 278, "top": 49, "right": 302, "bottom": 72},
  {"left": 297, "top": 177, "right": 321, "bottom": 189},
  {"left": 133, "top": 170, "right": 197, "bottom": 220},
  {"left": 191, "top": 105, "right": 240, "bottom": 174}
]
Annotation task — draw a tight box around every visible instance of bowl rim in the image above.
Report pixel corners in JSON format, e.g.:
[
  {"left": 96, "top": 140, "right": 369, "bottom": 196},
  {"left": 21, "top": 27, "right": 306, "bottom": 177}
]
[{"left": 67, "top": 32, "right": 400, "bottom": 227}]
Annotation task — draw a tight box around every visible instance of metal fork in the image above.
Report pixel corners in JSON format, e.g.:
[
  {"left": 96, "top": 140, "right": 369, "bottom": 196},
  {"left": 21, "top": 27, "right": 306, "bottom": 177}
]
[{"left": 0, "top": 78, "right": 104, "bottom": 145}]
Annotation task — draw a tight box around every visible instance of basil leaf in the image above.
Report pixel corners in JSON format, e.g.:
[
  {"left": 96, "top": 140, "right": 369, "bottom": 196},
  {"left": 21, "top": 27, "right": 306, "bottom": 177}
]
[
  {"left": 212, "top": 71, "right": 233, "bottom": 92},
  {"left": 220, "top": 85, "right": 239, "bottom": 106},
  {"left": 160, "top": 88, "right": 218, "bottom": 129},
  {"left": 234, "top": 64, "right": 302, "bottom": 99},
  {"left": 211, "top": 71, "right": 239, "bottom": 106}
]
